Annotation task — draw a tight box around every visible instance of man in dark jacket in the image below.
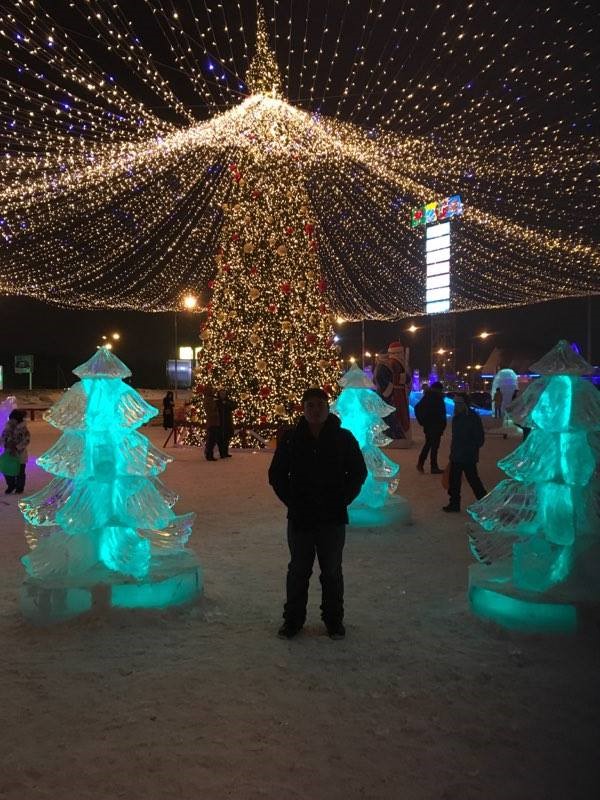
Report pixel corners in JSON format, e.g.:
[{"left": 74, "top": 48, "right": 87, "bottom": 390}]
[
  {"left": 443, "top": 393, "right": 487, "bottom": 512},
  {"left": 414, "top": 381, "right": 446, "bottom": 474},
  {"left": 268, "top": 387, "right": 367, "bottom": 640}
]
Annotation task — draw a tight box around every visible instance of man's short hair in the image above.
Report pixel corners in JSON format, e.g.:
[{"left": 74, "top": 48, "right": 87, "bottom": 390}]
[
  {"left": 302, "top": 387, "right": 329, "bottom": 403},
  {"left": 430, "top": 381, "right": 443, "bottom": 391}
]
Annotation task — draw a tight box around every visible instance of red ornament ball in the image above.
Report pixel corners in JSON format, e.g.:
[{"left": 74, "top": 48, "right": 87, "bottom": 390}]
[
  {"left": 280, "top": 282, "right": 292, "bottom": 294},
  {"left": 259, "top": 386, "right": 271, "bottom": 398}
]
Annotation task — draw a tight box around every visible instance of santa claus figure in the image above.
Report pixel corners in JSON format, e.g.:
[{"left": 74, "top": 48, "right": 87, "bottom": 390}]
[{"left": 373, "top": 342, "right": 411, "bottom": 446}]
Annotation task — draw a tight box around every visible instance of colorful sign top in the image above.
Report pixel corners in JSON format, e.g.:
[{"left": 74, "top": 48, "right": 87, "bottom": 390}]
[{"left": 411, "top": 195, "right": 463, "bottom": 227}]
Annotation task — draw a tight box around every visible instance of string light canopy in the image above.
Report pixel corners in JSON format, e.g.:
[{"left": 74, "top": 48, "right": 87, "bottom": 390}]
[{"left": 0, "top": 0, "right": 597, "bottom": 319}]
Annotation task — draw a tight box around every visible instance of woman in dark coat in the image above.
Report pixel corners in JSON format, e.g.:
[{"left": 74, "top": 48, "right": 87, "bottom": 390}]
[
  {"left": 162, "top": 391, "right": 175, "bottom": 430},
  {"left": 216, "top": 388, "right": 237, "bottom": 458}
]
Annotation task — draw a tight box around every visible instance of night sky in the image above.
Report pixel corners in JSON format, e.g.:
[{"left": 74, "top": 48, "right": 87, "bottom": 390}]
[{"left": 0, "top": 1, "right": 598, "bottom": 388}]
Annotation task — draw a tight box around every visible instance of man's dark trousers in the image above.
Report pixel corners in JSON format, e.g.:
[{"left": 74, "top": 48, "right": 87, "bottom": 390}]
[
  {"left": 418, "top": 427, "right": 443, "bottom": 470},
  {"left": 448, "top": 461, "right": 486, "bottom": 509},
  {"left": 284, "top": 521, "right": 345, "bottom": 629}
]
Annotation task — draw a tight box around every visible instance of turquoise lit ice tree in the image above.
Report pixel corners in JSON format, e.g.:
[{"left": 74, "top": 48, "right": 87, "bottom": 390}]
[
  {"left": 331, "top": 364, "right": 410, "bottom": 526},
  {"left": 19, "top": 348, "right": 201, "bottom": 624},
  {"left": 467, "top": 341, "right": 600, "bottom": 633}
]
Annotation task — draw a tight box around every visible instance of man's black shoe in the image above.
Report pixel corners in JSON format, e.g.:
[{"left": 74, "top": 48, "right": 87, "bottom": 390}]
[
  {"left": 206, "top": 456, "right": 217, "bottom": 461},
  {"left": 277, "top": 624, "right": 302, "bottom": 639},
  {"left": 416, "top": 463, "right": 424, "bottom": 473},
  {"left": 430, "top": 468, "right": 444, "bottom": 475},
  {"left": 326, "top": 623, "right": 346, "bottom": 640},
  {"left": 442, "top": 504, "right": 460, "bottom": 513}
]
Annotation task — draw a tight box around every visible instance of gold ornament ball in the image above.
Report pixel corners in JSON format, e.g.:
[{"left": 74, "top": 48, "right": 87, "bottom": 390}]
[
  {"left": 249, "top": 288, "right": 260, "bottom": 300},
  {"left": 276, "top": 245, "right": 288, "bottom": 257},
  {"left": 274, "top": 404, "right": 286, "bottom": 416},
  {"left": 256, "top": 359, "right": 267, "bottom": 371},
  {"left": 243, "top": 242, "right": 255, "bottom": 254}
]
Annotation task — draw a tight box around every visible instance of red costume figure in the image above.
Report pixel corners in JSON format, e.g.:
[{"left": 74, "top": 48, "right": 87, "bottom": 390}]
[{"left": 373, "top": 342, "right": 411, "bottom": 444}]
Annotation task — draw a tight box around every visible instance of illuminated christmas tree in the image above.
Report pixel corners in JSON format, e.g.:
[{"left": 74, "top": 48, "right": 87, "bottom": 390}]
[
  {"left": 185, "top": 11, "right": 342, "bottom": 445},
  {"left": 19, "top": 348, "right": 201, "bottom": 624},
  {"left": 467, "top": 341, "right": 600, "bottom": 633}
]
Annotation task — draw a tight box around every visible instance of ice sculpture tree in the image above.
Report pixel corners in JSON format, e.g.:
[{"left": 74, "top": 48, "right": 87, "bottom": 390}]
[
  {"left": 19, "top": 348, "right": 201, "bottom": 624},
  {"left": 467, "top": 341, "right": 600, "bottom": 632},
  {"left": 331, "top": 365, "right": 410, "bottom": 526}
]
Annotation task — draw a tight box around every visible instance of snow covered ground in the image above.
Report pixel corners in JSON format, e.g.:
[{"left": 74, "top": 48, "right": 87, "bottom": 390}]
[{"left": 0, "top": 420, "right": 598, "bottom": 800}]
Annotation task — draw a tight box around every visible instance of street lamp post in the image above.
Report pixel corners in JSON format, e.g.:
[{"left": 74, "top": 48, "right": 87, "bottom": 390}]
[
  {"left": 470, "top": 331, "right": 492, "bottom": 390},
  {"left": 174, "top": 294, "right": 199, "bottom": 400},
  {"left": 361, "top": 319, "right": 366, "bottom": 369}
]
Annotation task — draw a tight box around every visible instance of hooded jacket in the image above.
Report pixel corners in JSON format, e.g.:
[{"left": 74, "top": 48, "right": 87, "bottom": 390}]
[
  {"left": 268, "top": 414, "right": 367, "bottom": 526},
  {"left": 414, "top": 391, "right": 447, "bottom": 432},
  {"left": 449, "top": 408, "right": 485, "bottom": 464}
]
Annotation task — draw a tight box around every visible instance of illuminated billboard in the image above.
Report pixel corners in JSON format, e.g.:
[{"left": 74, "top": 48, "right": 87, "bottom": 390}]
[
  {"left": 425, "top": 222, "right": 450, "bottom": 314},
  {"left": 411, "top": 195, "right": 463, "bottom": 228}
]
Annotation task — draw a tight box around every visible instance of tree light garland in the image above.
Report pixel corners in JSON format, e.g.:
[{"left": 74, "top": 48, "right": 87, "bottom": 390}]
[{"left": 0, "top": 1, "right": 596, "bottom": 318}]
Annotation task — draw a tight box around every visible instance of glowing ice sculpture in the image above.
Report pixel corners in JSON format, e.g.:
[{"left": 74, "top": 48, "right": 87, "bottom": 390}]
[
  {"left": 466, "top": 341, "right": 600, "bottom": 632},
  {"left": 19, "top": 349, "right": 202, "bottom": 624},
  {"left": 331, "top": 365, "right": 411, "bottom": 527}
]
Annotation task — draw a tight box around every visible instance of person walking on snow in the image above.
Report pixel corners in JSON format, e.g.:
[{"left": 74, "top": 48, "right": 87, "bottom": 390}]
[
  {"left": 216, "top": 388, "right": 237, "bottom": 458},
  {"left": 493, "top": 387, "right": 503, "bottom": 420},
  {"left": 1, "top": 409, "right": 30, "bottom": 494},
  {"left": 415, "top": 380, "right": 446, "bottom": 474},
  {"left": 268, "top": 387, "right": 367, "bottom": 640},
  {"left": 203, "top": 384, "right": 221, "bottom": 461},
  {"left": 443, "top": 393, "right": 487, "bottom": 512}
]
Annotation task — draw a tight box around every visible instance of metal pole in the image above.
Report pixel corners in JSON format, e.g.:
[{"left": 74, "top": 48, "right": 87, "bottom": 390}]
[
  {"left": 361, "top": 320, "right": 365, "bottom": 369},
  {"left": 587, "top": 295, "right": 592, "bottom": 364},
  {"left": 470, "top": 340, "right": 474, "bottom": 390},
  {"left": 174, "top": 311, "right": 178, "bottom": 401}
]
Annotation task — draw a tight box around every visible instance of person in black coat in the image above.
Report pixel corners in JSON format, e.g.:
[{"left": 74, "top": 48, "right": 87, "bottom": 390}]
[
  {"left": 414, "top": 380, "right": 446, "bottom": 474},
  {"left": 268, "top": 387, "right": 367, "bottom": 640},
  {"left": 162, "top": 391, "right": 175, "bottom": 430},
  {"left": 443, "top": 393, "right": 487, "bottom": 512},
  {"left": 216, "top": 388, "right": 237, "bottom": 458}
]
